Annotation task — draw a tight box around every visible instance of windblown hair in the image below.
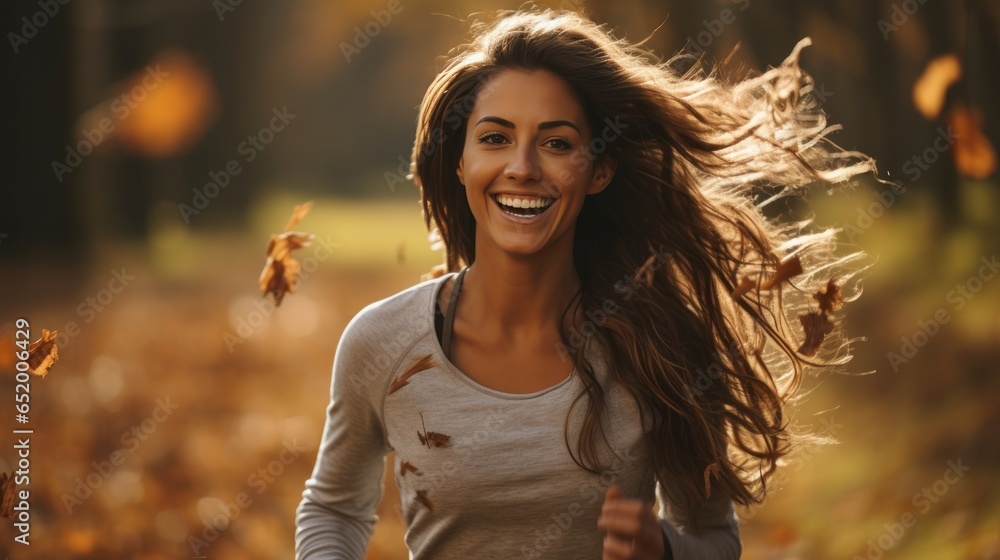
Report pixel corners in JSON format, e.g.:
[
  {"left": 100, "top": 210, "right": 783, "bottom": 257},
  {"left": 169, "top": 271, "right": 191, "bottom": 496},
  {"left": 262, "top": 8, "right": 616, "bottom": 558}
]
[{"left": 410, "top": 7, "right": 878, "bottom": 532}]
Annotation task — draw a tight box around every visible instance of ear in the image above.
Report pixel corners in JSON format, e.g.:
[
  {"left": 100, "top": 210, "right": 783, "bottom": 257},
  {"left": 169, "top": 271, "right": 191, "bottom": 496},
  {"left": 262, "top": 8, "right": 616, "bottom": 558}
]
[
  {"left": 587, "top": 156, "right": 616, "bottom": 195},
  {"left": 456, "top": 155, "right": 465, "bottom": 185}
]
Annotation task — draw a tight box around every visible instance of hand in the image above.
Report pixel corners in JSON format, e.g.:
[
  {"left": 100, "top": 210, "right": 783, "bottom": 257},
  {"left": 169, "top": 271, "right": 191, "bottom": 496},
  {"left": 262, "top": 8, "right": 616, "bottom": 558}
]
[{"left": 597, "top": 484, "right": 666, "bottom": 560}]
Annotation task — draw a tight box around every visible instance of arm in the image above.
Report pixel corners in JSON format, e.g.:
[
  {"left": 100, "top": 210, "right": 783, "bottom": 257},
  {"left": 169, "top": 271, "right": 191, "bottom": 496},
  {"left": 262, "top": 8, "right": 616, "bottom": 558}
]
[
  {"left": 657, "top": 479, "right": 743, "bottom": 559},
  {"left": 295, "top": 309, "right": 392, "bottom": 559}
]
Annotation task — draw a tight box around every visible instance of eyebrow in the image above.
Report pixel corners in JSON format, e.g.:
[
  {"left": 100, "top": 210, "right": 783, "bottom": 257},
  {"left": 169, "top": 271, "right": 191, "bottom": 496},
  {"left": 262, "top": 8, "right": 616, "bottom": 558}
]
[{"left": 475, "top": 116, "right": 581, "bottom": 134}]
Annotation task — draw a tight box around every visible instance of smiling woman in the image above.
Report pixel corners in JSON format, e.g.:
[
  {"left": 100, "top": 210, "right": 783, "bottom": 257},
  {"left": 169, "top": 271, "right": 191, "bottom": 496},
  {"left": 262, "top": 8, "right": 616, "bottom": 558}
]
[{"left": 296, "top": 7, "right": 880, "bottom": 560}]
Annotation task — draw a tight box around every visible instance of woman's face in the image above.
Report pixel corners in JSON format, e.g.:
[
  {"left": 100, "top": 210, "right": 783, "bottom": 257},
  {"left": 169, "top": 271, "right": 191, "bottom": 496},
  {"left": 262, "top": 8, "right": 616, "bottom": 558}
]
[{"left": 457, "top": 68, "right": 615, "bottom": 259}]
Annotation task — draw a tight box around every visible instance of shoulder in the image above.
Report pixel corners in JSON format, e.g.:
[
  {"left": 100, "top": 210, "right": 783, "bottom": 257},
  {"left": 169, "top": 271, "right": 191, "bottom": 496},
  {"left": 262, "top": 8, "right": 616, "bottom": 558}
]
[{"left": 329, "top": 274, "right": 446, "bottom": 401}]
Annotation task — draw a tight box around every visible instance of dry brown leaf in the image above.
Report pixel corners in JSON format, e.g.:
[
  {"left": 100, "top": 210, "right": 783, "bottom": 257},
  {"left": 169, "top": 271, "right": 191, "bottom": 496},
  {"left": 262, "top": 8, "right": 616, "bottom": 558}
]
[
  {"left": 813, "top": 279, "right": 843, "bottom": 314},
  {"left": 798, "top": 311, "right": 834, "bottom": 356},
  {"left": 760, "top": 256, "right": 803, "bottom": 290},
  {"left": 283, "top": 200, "right": 314, "bottom": 232},
  {"left": 949, "top": 102, "right": 998, "bottom": 179},
  {"left": 400, "top": 461, "right": 422, "bottom": 477},
  {"left": 0, "top": 470, "right": 16, "bottom": 517},
  {"left": 417, "top": 412, "right": 452, "bottom": 449},
  {"left": 415, "top": 490, "right": 435, "bottom": 512},
  {"left": 258, "top": 231, "right": 315, "bottom": 306},
  {"left": 730, "top": 276, "right": 755, "bottom": 299},
  {"left": 388, "top": 354, "right": 436, "bottom": 395},
  {"left": 703, "top": 461, "right": 721, "bottom": 497},
  {"left": 913, "top": 54, "right": 961, "bottom": 120},
  {"left": 27, "top": 328, "right": 59, "bottom": 378}
]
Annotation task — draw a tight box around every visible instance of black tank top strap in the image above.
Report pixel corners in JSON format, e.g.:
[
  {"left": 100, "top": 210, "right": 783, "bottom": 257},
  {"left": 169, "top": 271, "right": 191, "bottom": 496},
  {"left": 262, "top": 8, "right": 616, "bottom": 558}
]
[{"left": 441, "top": 265, "right": 468, "bottom": 359}]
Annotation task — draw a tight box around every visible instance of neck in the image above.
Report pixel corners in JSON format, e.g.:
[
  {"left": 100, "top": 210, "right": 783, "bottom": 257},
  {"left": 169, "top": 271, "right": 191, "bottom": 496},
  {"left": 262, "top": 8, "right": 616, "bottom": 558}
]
[{"left": 460, "top": 239, "right": 582, "bottom": 344}]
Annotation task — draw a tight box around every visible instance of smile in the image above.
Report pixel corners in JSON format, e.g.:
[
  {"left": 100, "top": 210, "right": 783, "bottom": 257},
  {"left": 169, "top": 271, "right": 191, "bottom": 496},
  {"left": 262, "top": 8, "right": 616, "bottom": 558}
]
[{"left": 491, "top": 194, "right": 554, "bottom": 219}]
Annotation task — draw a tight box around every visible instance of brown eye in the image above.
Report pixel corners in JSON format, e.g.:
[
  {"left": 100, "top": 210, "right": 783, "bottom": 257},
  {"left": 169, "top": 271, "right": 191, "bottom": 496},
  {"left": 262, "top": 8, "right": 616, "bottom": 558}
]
[{"left": 478, "top": 132, "right": 508, "bottom": 145}]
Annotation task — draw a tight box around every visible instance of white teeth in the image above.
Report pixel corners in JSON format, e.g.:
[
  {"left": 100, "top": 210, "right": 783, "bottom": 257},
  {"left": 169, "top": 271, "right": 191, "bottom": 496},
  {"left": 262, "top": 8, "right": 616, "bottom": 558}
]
[{"left": 495, "top": 194, "right": 553, "bottom": 209}]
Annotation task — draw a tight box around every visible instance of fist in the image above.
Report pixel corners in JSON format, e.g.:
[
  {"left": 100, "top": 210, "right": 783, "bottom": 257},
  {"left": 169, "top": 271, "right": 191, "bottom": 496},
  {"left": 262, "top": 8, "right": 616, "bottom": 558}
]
[{"left": 597, "top": 484, "right": 666, "bottom": 560}]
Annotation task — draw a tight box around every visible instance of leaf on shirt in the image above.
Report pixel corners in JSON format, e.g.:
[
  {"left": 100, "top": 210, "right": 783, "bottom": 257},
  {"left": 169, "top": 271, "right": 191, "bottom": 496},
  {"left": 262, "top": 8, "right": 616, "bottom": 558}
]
[
  {"left": 417, "top": 412, "right": 452, "bottom": 449},
  {"left": 401, "top": 461, "right": 422, "bottom": 477},
  {"left": 759, "top": 256, "right": 803, "bottom": 290},
  {"left": 0, "top": 470, "right": 16, "bottom": 517},
  {"left": 730, "top": 276, "right": 755, "bottom": 299},
  {"left": 797, "top": 311, "right": 834, "bottom": 357},
  {"left": 415, "top": 490, "right": 435, "bottom": 512},
  {"left": 258, "top": 201, "right": 316, "bottom": 307},
  {"left": 813, "top": 279, "right": 842, "bottom": 314},
  {"left": 703, "top": 461, "right": 721, "bottom": 497},
  {"left": 28, "top": 328, "right": 59, "bottom": 378},
  {"left": 388, "top": 354, "right": 437, "bottom": 395}
]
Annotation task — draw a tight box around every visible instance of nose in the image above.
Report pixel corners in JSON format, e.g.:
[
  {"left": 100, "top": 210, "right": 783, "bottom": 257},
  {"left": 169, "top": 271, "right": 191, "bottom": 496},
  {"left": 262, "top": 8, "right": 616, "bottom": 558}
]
[{"left": 504, "top": 144, "right": 542, "bottom": 182}]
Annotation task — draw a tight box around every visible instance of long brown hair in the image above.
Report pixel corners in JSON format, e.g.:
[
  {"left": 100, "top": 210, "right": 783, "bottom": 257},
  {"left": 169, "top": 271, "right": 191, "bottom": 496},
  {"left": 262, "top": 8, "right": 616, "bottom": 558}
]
[{"left": 410, "top": 7, "right": 878, "bottom": 532}]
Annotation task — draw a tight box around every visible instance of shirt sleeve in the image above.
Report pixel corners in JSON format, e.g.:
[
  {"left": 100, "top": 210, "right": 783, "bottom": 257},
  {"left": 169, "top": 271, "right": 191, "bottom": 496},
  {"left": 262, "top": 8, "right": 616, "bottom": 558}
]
[
  {"left": 656, "top": 478, "right": 743, "bottom": 559},
  {"left": 295, "top": 308, "right": 393, "bottom": 559}
]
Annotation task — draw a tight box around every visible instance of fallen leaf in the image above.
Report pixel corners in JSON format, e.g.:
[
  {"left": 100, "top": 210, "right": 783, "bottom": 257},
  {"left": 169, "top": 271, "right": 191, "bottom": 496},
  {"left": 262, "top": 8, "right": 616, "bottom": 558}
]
[
  {"left": 730, "top": 276, "right": 755, "bottom": 299},
  {"left": 703, "top": 461, "right": 721, "bottom": 497},
  {"left": 415, "top": 490, "right": 435, "bottom": 512},
  {"left": 0, "top": 470, "right": 16, "bottom": 517},
  {"left": 760, "top": 256, "right": 803, "bottom": 290},
  {"left": 813, "top": 279, "right": 842, "bottom": 314},
  {"left": 417, "top": 412, "right": 452, "bottom": 449},
  {"left": 948, "top": 102, "right": 997, "bottom": 179},
  {"left": 388, "top": 354, "right": 436, "bottom": 395},
  {"left": 912, "top": 54, "right": 961, "bottom": 120},
  {"left": 258, "top": 231, "right": 315, "bottom": 306},
  {"left": 27, "top": 328, "right": 59, "bottom": 378},
  {"left": 283, "top": 200, "right": 314, "bottom": 232},
  {"left": 401, "top": 461, "right": 422, "bottom": 477},
  {"left": 797, "top": 311, "right": 834, "bottom": 356}
]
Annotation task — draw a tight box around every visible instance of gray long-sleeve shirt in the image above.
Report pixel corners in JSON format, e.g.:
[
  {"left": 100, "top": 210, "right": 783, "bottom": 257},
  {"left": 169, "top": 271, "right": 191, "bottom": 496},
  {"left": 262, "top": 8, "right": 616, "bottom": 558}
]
[{"left": 295, "top": 271, "right": 743, "bottom": 559}]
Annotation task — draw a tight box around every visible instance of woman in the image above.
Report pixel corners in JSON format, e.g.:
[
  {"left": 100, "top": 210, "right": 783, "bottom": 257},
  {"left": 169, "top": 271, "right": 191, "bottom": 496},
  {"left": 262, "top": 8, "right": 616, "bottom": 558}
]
[{"left": 296, "top": 7, "right": 877, "bottom": 559}]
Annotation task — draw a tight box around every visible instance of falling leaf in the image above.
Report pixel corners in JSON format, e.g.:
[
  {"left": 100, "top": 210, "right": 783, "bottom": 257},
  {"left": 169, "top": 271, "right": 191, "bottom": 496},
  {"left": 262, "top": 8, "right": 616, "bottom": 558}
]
[
  {"left": 397, "top": 242, "right": 406, "bottom": 264},
  {"left": 813, "top": 279, "right": 842, "bottom": 314},
  {"left": 259, "top": 202, "right": 317, "bottom": 305},
  {"left": 415, "top": 490, "right": 435, "bottom": 512},
  {"left": 913, "top": 55, "right": 962, "bottom": 120},
  {"left": 27, "top": 328, "right": 59, "bottom": 378},
  {"left": 388, "top": 354, "right": 437, "bottom": 395},
  {"left": 703, "top": 461, "right": 721, "bottom": 497},
  {"left": 0, "top": 470, "right": 16, "bottom": 517},
  {"left": 730, "top": 276, "right": 755, "bottom": 299},
  {"left": 760, "top": 256, "right": 803, "bottom": 290},
  {"left": 400, "top": 461, "right": 422, "bottom": 477},
  {"left": 283, "top": 201, "right": 314, "bottom": 232},
  {"left": 417, "top": 412, "right": 452, "bottom": 449},
  {"left": 797, "top": 312, "right": 834, "bottom": 356},
  {"left": 948, "top": 102, "right": 997, "bottom": 180}
]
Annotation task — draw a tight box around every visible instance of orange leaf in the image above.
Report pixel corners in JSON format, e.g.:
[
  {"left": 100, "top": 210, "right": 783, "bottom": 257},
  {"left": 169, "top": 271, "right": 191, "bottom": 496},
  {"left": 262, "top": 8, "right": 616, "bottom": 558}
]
[
  {"left": 283, "top": 200, "right": 314, "bottom": 232},
  {"left": 0, "top": 470, "right": 16, "bottom": 517},
  {"left": 27, "top": 328, "right": 59, "bottom": 378},
  {"left": 388, "top": 354, "right": 436, "bottom": 395},
  {"left": 730, "top": 276, "right": 755, "bottom": 299},
  {"left": 760, "top": 256, "right": 803, "bottom": 290},
  {"left": 948, "top": 102, "right": 997, "bottom": 180},
  {"left": 912, "top": 54, "right": 961, "bottom": 120},
  {"left": 421, "top": 264, "right": 447, "bottom": 282},
  {"left": 401, "top": 461, "right": 422, "bottom": 477},
  {"left": 797, "top": 311, "right": 834, "bottom": 356},
  {"left": 258, "top": 230, "right": 315, "bottom": 306},
  {"left": 813, "top": 279, "right": 842, "bottom": 314},
  {"left": 415, "top": 490, "right": 435, "bottom": 512}
]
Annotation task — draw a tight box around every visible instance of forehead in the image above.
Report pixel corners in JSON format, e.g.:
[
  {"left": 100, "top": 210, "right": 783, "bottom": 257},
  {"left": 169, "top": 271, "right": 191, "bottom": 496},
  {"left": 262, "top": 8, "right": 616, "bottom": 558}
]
[{"left": 470, "top": 68, "right": 588, "bottom": 133}]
